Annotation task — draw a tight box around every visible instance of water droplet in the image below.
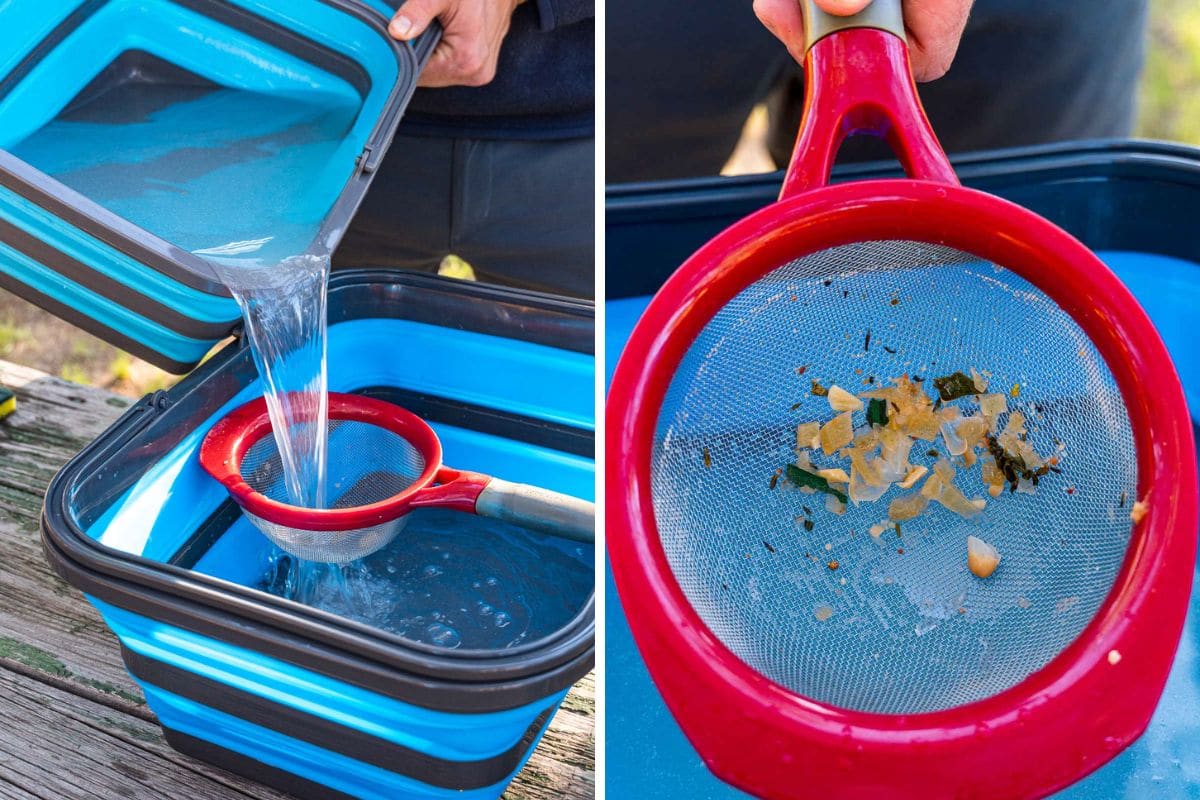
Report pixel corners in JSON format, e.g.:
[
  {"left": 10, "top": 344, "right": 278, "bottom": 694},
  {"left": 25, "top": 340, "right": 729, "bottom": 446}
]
[
  {"left": 426, "top": 622, "right": 461, "bottom": 648},
  {"left": 422, "top": 564, "right": 442, "bottom": 578},
  {"left": 486, "top": 576, "right": 499, "bottom": 586},
  {"left": 386, "top": 564, "right": 397, "bottom": 575},
  {"left": 495, "top": 612, "right": 512, "bottom": 628}
]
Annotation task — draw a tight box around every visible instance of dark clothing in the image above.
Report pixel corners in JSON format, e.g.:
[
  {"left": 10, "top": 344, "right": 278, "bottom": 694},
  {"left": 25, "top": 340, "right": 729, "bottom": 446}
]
[
  {"left": 338, "top": 134, "right": 594, "bottom": 297},
  {"left": 607, "top": 0, "right": 1148, "bottom": 182},
  {"left": 401, "top": 0, "right": 595, "bottom": 140}
]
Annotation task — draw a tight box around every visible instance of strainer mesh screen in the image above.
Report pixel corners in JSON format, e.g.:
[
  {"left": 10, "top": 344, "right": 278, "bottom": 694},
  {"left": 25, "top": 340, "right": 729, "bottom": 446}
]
[
  {"left": 651, "top": 241, "right": 1137, "bottom": 714},
  {"left": 239, "top": 418, "right": 427, "bottom": 562}
]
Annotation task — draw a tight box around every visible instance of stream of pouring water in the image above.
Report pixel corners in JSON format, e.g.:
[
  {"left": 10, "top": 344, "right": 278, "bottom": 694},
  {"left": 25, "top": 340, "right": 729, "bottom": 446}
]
[{"left": 204, "top": 251, "right": 360, "bottom": 607}]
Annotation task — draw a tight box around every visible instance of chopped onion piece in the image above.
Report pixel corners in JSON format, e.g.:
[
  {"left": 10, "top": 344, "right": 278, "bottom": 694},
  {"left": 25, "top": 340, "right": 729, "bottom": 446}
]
[
  {"left": 967, "top": 536, "right": 1001, "bottom": 578},
  {"left": 940, "top": 420, "right": 967, "bottom": 456},
  {"left": 979, "top": 393, "right": 1007, "bottom": 424},
  {"left": 938, "top": 481, "right": 986, "bottom": 517},
  {"left": 1131, "top": 500, "right": 1149, "bottom": 523},
  {"left": 888, "top": 492, "right": 929, "bottom": 522},
  {"left": 897, "top": 465, "right": 928, "bottom": 490},
  {"left": 820, "top": 412, "right": 854, "bottom": 455},
  {"left": 818, "top": 468, "right": 851, "bottom": 484},
  {"left": 869, "top": 523, "right": 887, "bottom": 539},
  {"left": 828, "top": 385, "right": 863, "bottom": 413},
  {"left": 825, "top": 494, "right": 847, "bottom": 515},
  {"left": 796, "top": 421, "right": 820, "bottom": 451},
  {"left": 971, "top": 368, "right": 989, "bottom": 392},
  {"left": 850, "top": 464, "right": 890, "bottom": 504}
]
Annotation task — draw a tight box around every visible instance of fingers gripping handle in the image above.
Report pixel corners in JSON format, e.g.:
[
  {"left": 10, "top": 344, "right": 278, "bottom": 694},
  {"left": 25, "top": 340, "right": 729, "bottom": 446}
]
[
  {"left": 781, "top": 0, "right": 958, "bottom": 198},
  {"left": 476, "top": 480, "right": 596, "bottom": 543},
  {"left": 800, "top": 0, "right": 905, "bottom": 50}
]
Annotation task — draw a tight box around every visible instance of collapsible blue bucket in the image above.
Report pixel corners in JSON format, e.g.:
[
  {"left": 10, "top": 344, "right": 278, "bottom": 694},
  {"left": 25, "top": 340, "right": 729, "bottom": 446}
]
[
  {"left": 42, "top": 271, "right": 596, "bottom": 800},
  {"left": 0, "top": 0, "right": 435, "bottom": 372}
]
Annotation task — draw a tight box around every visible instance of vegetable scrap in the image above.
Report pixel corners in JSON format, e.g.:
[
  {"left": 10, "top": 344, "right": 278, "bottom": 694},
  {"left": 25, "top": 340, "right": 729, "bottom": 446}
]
[
  {"left": 967, "top": 536, "right": 1001, "bottom": 578},
  {"left": 814, "top": 604, "right": 834, "bottom": 621},
  {"left": 1130, "top": 499, "right": 1149, "bottom": 524},
  {"left": 703, "top": 446, "right": 712, "bottom": 469},
  {"left": 775, "top": 369, "right": 1061, "bottom": 576},
  {"left": 827, "top": 560, "right": 839, "bottom": 571},
  {"left": 811, "top": 379, "right": 829, "bottom": 397},
  {"left": 763, "top": 541, "right": 776, "bottom": 554}
]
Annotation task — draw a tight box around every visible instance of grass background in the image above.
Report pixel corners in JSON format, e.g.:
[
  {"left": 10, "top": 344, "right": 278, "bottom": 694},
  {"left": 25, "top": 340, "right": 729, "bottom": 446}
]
[{"left": 0, "top": 0, "right": 1197, "bottom": 397}]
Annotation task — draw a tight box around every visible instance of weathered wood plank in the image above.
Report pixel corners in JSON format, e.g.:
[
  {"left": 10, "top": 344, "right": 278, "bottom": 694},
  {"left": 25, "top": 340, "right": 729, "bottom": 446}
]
[
  {"left": 0, "top": 360, "right": 595, "bottom": 799},
  {"left": 0, "top": 660, "right": 292, "bottom": 800}
]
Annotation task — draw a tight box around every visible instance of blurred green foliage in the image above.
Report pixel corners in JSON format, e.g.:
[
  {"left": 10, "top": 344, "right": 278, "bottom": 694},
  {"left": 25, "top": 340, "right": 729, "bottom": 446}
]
[{"left": 1139, "top": 0, "right": 1200, "bottom": 143}]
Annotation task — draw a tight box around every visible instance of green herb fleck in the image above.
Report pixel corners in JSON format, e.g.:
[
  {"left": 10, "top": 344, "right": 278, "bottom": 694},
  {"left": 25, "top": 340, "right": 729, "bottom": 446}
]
[
  {"left": 932, "top": 371, "right": 978, "bottom": 401},
  {"left": 784, "top": 464, "right": 848, "bottom": 504},
  {"left": 866, "top": 398, "right": 889, "bottom": 427}
]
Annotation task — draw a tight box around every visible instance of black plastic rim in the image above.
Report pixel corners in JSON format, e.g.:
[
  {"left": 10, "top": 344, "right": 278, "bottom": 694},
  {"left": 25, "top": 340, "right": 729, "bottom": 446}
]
[
  {"left": 41, "top": 270, "right": 596, "bottom": 714},
  {"left": 606, "top": 138, "right": 1200, "bottom": 297}
]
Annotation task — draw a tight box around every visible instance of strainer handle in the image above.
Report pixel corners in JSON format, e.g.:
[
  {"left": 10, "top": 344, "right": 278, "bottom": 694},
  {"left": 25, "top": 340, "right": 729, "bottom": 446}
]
[
  {"left": 780, "top": 0, "right": 958, "bottom": 198},
  {"left": 476, "top": 479, "right": 595, "bottom": 543}
]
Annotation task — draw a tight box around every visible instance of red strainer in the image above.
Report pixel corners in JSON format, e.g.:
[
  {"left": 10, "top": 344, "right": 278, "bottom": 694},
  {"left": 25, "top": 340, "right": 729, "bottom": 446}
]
[
  {"left": 202, "top": 392, "right": 594, "bottom": 563},
  {"left": 606, "top": 1, "right": 1197, "bottom": 798}
]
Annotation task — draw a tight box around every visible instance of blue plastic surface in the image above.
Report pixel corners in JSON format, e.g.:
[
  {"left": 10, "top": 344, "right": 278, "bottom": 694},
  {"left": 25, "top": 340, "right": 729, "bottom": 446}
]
[
  {"left": 604, "top": 250, "right": 1200, "bottom": 798},
  {"left": 0, "top": 0, "right": 411, "bottom": 370}
]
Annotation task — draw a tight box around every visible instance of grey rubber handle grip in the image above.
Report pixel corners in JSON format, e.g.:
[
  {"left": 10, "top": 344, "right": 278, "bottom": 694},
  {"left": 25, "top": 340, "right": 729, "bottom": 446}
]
[
  {"left": 476, "top": 480, "right": 595, "bottom": 543},
  {"left": 800, "top": 0, "right": 905, "bottom": 51}
]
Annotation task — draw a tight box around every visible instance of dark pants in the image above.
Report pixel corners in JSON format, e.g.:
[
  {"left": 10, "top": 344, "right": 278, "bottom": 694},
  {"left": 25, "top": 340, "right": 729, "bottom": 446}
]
[
  {"left": 337, "top": 134, "right": 595, "bottom": 299},
  {"left": 607, "top": 0, "right": 1148, "bottom": 182}
]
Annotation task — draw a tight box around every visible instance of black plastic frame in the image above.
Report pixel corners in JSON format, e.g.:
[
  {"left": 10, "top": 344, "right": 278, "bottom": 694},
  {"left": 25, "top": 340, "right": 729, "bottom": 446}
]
[
  {"left": 42, "top": 270, "right": 596, "bottom": 714},
  {"left": 0, "top": 0, "right": 439, "bottom": 367},
  {"left": 607, "top": 139, "right": 1200, "bottom": 297}
]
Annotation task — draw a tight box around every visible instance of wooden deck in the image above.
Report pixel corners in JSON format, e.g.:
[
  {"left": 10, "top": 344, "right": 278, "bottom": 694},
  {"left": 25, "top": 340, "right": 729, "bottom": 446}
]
[{"left": 0, "top": 360, "right": 594, "bottom": 800}]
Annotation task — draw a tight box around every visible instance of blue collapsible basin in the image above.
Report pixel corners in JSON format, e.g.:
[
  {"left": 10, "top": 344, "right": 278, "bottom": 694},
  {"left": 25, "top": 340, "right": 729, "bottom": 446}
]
[
  {"left": 42, "top": 270, "right": 595, "bottom": 800},
  {"left": 0, "top": 0, "right": 436, "bottom": 372}
]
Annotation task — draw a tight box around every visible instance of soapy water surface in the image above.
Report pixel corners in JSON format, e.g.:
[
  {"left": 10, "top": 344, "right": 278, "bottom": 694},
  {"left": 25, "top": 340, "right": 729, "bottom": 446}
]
[{"left": 258, "top": 508, "right": 595, "bottom": 650}]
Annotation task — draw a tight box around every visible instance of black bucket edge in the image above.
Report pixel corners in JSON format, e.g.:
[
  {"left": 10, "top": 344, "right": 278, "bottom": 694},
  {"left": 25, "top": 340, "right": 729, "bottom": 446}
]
[{"left": 606, "top": 138, "right": 1200, "bottom": 298}]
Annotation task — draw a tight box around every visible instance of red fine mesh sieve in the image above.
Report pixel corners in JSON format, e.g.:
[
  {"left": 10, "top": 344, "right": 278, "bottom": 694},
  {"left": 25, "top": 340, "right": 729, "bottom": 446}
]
[
  {"left": 201, "top": 393, "right": 595, "bottom": 563},
  {"left": 606, "top": 3, "right": 1198, "bottom": 799}
]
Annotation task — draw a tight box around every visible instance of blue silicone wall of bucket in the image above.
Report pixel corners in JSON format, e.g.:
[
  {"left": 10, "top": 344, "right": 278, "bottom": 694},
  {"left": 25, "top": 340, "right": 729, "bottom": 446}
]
[
  {"left": 41, "top": 272, "right": 596, "bottom": 800},
  {"left": 0, "top": 0, "right": 435, "bottom": 372}
]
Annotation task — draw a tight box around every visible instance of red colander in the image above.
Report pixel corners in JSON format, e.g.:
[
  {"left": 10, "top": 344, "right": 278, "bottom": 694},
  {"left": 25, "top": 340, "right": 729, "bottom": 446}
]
[
  {"left": 606, "top": 1, "right": 1198, "bottom": 798},
  {"left": 201, "top": 392, "right": 594, "bottom": 563}
]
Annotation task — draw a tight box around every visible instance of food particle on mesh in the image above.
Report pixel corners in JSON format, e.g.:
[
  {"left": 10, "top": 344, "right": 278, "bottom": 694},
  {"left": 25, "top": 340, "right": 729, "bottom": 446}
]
[
  {"left": 825, "top": 494, "right": 847, "bottom": 516},
  {"left": 820, "top": 412, "right": 854, "bottom": 455},
  {"left": 769, "top": 470, "right": 781, "bottom": 489},
  {"left": 1010, "top": 383, "right": 1021, "bottom": 398},
  {"left": 1108, "top": 649, "right": 1122, "bottom": 666},
  {"left": 888, "top": 492, "right": 928, "bottom": 522},
  {"left": 864, "top": 329, "right": 872, "bottom": 352},
  {"left": 970, "top": 368, "right": 989, "bottom": 393},
  {"left": 825, "top": 543, "right": 833, "bottom": 551},
  {"left": 817, "top": 467, "right": 850, "bottom": 484},
  {"left": 932, "top": 371, "right": 979, "bottom": 401},
  {"left": 828, "top": 385, "right": 863, "bottom": 412},
  {"left": 702, "top": 446, "right": 712, "bottom": 469},
  {"left": 869, "top": 523, "right": 887, "bottom": 539},
  {"left": 763, "top": 540, "right": 776, "bottom": 553},
  {"left": 897, "top": 465, "right": 928, "bottom": 490},
  {"left": 1017, "top": 596, "right": 1032, "bottom": 609},
  {"left": 978, "top": 392, "right": 1008, "bottom": 425},
  {"left": 840, "top": 577, "right": 847, "bottom": 586},
  {"left": 967, "top": 535, "right": 1001, "bottom": 578},
  {"left": 803, "top": 518, "right": 815, "bottom": 531},
  {"left": 814, "top": 604, "right": 834, "bottom": 622},
  {"left": 1131, "top": 500, "right": 1149, "bottom": 524},
  {"left": 797, "top": 364, "right": 809, "bottom": 376},
  {"left": 1119, "top": 491, "right": 1127, "bottom": 508},
  {"left": 796, "top": 421, "right": 821, "bottom": 451},
  {"left": 827, "top": 560, "right": 839, "bottom": 570},
  {"left": 811, "top": 378, "right": 829, "bottom": 396}
]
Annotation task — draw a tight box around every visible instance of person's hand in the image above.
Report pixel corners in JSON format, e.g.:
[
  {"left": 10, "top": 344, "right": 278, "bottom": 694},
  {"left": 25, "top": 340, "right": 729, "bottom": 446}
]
[
  {"left": 753, "top": 0, "right": 974, "bottom": 82},
  {"left": 388, "top": 0, "right": 524, "bottom": 88}
]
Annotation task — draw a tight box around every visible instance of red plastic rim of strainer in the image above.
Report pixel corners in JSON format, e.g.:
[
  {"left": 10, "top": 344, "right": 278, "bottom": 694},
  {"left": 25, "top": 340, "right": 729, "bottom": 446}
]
[
  {"left": 605, "top": 23, "right": 1199, "bottom": 800},
  {"left": 200, "top": 392, "right": 491, "bottom": 531}
]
